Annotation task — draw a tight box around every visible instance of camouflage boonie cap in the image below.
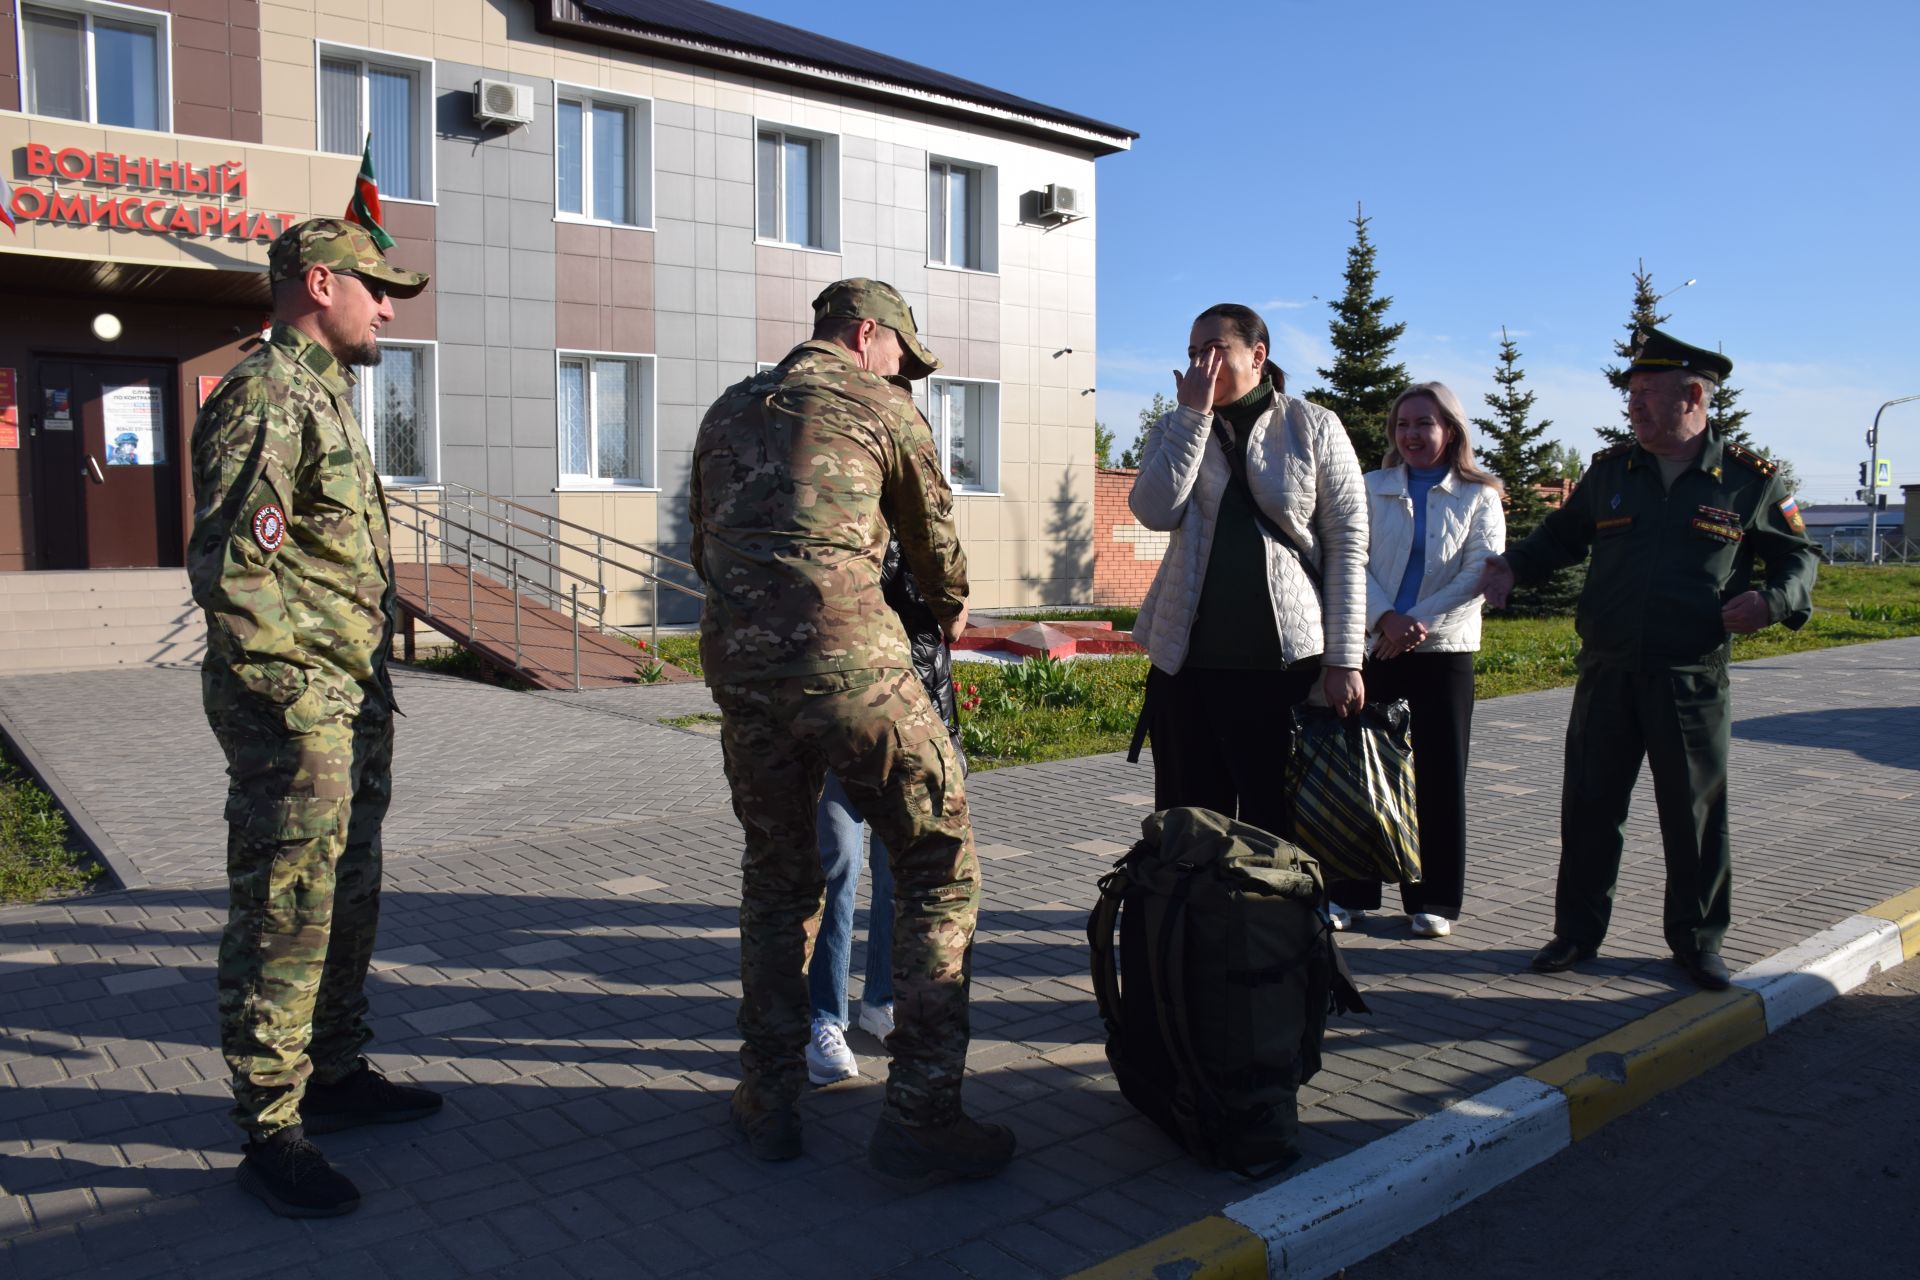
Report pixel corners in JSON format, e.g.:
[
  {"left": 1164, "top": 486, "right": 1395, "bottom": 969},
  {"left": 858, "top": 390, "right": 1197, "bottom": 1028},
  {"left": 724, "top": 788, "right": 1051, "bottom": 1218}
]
[
  {"left": 812, "top": 278, "right": 941, "bottom": 379},
  {"left": 268, "top": 217, "right": 430, "bottom": 298}
]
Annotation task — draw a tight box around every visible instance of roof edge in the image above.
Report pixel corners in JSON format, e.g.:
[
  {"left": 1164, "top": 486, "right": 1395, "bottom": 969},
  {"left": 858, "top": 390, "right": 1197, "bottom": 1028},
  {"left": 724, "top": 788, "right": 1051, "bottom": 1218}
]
[{"left": 534, "top": 1, "right": 1134, "bottom": 156}]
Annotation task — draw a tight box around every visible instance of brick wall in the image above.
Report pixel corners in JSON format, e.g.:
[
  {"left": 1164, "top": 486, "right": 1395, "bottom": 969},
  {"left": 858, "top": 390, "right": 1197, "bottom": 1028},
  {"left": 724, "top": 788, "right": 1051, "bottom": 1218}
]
[{"left": 1092, "top": 467, "right": 1166, "bottom": 607}]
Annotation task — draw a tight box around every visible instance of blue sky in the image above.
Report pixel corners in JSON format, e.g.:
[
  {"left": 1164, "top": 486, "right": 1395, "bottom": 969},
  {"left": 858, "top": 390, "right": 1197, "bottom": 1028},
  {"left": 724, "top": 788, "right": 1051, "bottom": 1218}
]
[{"left": 745, "top": 0, "right": 1919, "bottom": 502}]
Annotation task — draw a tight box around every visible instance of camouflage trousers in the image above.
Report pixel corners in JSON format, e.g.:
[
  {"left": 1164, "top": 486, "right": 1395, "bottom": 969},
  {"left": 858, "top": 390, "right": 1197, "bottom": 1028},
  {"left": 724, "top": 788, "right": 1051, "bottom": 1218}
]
[
  {"left": 714, "top": 667, "right": 979, "bottom": 1127},
  {"left": 208, "top": 696, "right": 393, "bottom": 1139}
]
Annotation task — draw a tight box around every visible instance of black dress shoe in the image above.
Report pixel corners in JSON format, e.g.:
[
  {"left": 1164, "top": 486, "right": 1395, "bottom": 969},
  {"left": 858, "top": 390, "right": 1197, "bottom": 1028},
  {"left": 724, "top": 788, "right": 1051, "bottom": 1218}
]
[
  {"left": 1675, "top": 951, "right": 1731, "bottom": 991},
  {"left": 1529, "top": 936, "right": 1595, "bottom": 973}
]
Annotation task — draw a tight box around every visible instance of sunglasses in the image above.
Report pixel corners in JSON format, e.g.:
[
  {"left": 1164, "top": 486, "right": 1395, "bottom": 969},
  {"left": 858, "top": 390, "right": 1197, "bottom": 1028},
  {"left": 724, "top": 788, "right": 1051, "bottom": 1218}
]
[{"left": 333, "top": 271, "right": 390, "bottom": 304}]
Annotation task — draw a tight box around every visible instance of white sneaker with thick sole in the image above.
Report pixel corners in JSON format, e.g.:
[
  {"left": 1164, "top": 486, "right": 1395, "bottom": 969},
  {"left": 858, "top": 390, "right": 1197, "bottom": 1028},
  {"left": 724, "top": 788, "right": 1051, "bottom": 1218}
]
[
  {"left": 1327, "top": 903, "right": 1364, "bottom": 932},
  {"left": 857, "top": 1002, "right": 895, "bottom": 1040},
  {"left": 806, "top": 1018, "right": 858, "bottom": 1085},
  {"left": 1410, "top": 913, "right": 1453, "bottom": 938}
]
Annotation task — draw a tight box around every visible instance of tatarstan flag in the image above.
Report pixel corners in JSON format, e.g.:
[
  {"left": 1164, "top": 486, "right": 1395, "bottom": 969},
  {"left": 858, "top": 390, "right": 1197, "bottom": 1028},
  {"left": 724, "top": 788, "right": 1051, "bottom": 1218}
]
[
  {"left": 343, "top": 133, "right": 394, "bottom": 251},
  {"left": 0, "top": 169, "right": 17, "bottom": 234}
]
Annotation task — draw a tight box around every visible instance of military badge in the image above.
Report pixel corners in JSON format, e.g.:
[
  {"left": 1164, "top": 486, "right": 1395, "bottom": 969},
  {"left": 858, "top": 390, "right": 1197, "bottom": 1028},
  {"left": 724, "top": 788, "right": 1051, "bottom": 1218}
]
[
  {"left": 1691, "top": 503, "right": 1744, "bottom": 543},
  {"left": 1610, "top": 493, "right": 1622, "bottom": 510},
  {"left": 1597, "top": 515, "right": 1632, "bottom": 537},
  {"left": 252, "top": 503, "right": 287, "bottom": 553},
  {"left": 1778, "top": 496, "right": 1805, "bottom": 534}
]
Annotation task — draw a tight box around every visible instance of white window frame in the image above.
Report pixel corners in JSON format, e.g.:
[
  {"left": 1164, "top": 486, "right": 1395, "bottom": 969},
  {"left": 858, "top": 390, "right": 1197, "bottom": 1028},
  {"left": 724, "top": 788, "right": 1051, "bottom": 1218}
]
[
  {"left": 924, "top": 377, "right": 1001, "bottom": 495},
  {"left": 314, "top": 41, "right": 436, "bottom": 205},
  {"left": 554, "top": 350, "right": 658, "bottom": 491},
  {"left": 927, "top": 156, "right": 997, "bottom": 274},
  {"left": 754, "top": 122, "right": 840, "bottom": 253},
  {"left": 354, "top": 339, "right": 438, "bottom": 486},
  {"left": 16, "top": 0, "right": 173, "bottom": 132},
  {"left": 552, "top": 81, "right": 654, "bottom": 229}
]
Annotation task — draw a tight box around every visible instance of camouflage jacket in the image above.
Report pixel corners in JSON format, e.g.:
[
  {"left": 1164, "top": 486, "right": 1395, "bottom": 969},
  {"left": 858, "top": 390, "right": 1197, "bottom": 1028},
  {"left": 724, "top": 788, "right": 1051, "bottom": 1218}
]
[
  {"left": 690, "top": 340, "right": 968, "bottom": 684},
  {"left": 188, "top": 323, "right": 396, "bottom": 731}
]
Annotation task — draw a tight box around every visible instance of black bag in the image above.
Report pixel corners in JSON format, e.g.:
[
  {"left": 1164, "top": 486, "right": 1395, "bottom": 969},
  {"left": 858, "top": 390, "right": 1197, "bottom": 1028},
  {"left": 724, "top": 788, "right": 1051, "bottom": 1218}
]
[
  {"left": 1287, "top": 700, "right": 1422, "bottom": 885},
  {"left": 1088, "top": 807, "right": 1368, "bottom": 1175}
]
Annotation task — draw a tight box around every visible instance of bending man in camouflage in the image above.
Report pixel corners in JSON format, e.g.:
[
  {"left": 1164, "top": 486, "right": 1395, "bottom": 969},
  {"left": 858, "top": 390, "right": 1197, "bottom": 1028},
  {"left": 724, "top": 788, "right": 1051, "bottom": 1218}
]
[
  {"left": 189, "top": 218, "right": 439, "bottom": 1218},
  {"left": 692, "top": 279, "right": 1014, "bottom": 1178}
]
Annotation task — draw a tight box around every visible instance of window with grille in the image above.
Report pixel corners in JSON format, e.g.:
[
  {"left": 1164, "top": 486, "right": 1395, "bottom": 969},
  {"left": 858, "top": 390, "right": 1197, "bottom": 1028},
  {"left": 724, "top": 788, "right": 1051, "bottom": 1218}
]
[
  {"left": 354, "top": 343, "right": 434, "bottom": 484},
  {"left": 318, "top": 45, "right": 430, "bottom": 202},
  {"left": 20, "top": 2, "right": 168, "bottom": 130},
  {"left": 558, "top": 354, "right": 654, "bottom": 487}
]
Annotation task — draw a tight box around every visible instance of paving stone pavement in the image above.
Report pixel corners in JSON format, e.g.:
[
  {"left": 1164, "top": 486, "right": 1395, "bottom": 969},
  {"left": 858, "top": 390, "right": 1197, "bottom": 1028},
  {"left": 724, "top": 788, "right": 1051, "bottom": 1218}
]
[{"left": 2, "top": 638, "right": 1918, "bottom": 1278}]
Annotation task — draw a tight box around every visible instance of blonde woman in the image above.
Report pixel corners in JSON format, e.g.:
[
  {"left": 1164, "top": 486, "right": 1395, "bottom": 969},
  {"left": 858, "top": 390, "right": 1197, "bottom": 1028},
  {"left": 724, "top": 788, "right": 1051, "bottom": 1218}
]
[{"left": 1328, "top": 382, "right": 1505, "bottom": 937}]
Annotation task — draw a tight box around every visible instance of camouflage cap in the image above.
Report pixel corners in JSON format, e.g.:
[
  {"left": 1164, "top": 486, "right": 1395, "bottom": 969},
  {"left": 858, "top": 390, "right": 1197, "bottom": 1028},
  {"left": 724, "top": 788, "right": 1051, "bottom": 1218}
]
[
  {"left": 812, "top": 278, "right": 941, "bottom": 379},
  {"left": 268, "top": 217, "right": 430, "bottom": 298}
]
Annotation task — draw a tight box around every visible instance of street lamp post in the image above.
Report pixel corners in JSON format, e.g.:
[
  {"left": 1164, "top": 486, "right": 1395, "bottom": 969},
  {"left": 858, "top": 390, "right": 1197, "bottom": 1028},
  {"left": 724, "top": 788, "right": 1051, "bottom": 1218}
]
[
  {"left": 1653, "top": 277, "right": 1698, "bottom": 308},
  {"left": 1867, "top": 395, "right": 1920, "bottom": 563}
]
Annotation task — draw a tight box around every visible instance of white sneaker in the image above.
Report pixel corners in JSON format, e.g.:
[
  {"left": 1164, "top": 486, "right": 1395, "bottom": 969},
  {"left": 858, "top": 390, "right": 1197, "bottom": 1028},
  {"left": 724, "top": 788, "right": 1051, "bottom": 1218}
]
[
  {"left": 805, "top": 1018, "right": 858, "bottom": 1085},
  {"left": 857, "top": 1002, "right": 895, "bottom": 1040},
  {"left": 1327, "top": 903, "right": 1363, "bottom": 932},
  {"left": 1410, "top": 913, "right": 1453, "bottom": 939}
]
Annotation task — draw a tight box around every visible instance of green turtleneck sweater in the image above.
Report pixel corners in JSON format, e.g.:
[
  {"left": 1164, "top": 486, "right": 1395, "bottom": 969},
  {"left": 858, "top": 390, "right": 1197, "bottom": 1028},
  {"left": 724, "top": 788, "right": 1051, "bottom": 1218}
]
[{"left": 1184, "top": 381, "right": 1288, "bottom": 670}]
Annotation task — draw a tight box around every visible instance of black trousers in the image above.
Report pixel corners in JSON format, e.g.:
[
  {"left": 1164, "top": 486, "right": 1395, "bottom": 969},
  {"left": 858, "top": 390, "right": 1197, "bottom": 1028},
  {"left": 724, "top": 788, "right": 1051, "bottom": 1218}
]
[
  {"left": 1144, "top": 660, "right": 1320, "bottom": 840},
  {"left": 1327, "top": 650, "right": 1476, "bottom": 918}
]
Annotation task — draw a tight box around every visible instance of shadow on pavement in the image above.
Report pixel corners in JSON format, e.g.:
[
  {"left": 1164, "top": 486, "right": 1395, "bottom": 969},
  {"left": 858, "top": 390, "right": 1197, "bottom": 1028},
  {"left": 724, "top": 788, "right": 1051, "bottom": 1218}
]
[{"left": 1733, "top": 704, "right": 1920, "bottom": 767}]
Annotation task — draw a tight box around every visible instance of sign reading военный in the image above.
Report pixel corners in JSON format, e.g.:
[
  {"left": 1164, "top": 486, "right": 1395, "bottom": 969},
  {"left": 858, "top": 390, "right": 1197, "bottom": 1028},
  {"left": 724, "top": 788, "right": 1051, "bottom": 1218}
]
[{"left": 8, "top": 144, "right": 297, "bottom": 242}]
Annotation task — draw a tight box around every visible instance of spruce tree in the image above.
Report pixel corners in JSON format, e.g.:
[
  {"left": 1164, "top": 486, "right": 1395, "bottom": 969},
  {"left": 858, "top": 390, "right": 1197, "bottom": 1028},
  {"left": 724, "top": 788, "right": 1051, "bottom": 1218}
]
[
  {"left": 1473, "top": 327, "right": 1554, "bottom": 530},
  {"left": 1473, "top": 329, "right": 1583, "bottom": 615},
  {"left": 1706, "top": 375, "right": 1754, "bottom": 445},
  {"left": 1306, "top": 204, "right": 1408, "bottom": 466},
  {"left": 1596, "top": 260, "right": 1668, "bottom": 448}
]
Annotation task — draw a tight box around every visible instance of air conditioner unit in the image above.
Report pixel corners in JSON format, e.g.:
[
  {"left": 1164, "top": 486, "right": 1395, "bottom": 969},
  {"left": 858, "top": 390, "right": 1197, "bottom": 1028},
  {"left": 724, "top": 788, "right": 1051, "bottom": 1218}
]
[
  {"left": 1040, "top": 184, "right": 1083, "bottom": 220},
  {"left": 473, "top": 79, "right": 534, "bottom": 128}
]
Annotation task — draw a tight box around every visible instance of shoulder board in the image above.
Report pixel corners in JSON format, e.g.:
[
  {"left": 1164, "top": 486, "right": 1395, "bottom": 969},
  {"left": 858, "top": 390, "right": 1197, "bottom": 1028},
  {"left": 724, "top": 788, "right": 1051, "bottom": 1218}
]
[
  {"left": 1723, "top": 440, "right": 1778, "bottom": 476},
  {"left": 1591, "top": 444, "right": 1631, "bottom": 463}
]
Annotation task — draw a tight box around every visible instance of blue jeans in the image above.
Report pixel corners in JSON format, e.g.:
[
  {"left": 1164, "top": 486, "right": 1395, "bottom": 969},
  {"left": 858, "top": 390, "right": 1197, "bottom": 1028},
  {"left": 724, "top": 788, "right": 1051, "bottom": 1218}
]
[{"left": 807, "top": 771, "right": 895, "bottom": 1026}]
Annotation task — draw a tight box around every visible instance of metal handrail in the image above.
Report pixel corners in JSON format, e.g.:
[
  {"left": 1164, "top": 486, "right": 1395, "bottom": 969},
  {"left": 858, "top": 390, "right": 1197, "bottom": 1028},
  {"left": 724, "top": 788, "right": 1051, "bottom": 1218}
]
[{"left": 385, "top": 482, "right": 703, "bottom": 661}]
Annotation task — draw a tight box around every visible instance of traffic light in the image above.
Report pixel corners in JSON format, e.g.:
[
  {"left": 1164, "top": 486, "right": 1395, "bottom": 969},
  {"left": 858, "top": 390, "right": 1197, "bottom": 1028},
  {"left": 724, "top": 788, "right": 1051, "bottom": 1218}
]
[{"left": 1860, "top": 462, "right": 1870, "bottom": 486}]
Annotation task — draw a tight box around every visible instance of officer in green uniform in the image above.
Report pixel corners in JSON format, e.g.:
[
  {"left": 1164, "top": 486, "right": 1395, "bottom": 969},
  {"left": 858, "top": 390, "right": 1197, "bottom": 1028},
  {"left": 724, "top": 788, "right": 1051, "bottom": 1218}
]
[
  {"left": 1479, "top": 329, "right": 1818, "bottom": 990},
  {"left": 190, "top": 218, "right": 440, "bottom": 1218},
  {"left": 691, "top": 279, "right": 1015, "bottom": 1179}
]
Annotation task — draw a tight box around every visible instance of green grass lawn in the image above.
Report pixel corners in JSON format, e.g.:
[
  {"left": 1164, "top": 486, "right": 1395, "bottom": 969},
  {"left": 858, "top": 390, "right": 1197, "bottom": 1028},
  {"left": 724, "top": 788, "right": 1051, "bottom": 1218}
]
[
  {"left": 408, "top": 566, "right": 1919, "bottom": 774},
  {"left": 0, "top": 747, "right": 98, "bottom": 904}
]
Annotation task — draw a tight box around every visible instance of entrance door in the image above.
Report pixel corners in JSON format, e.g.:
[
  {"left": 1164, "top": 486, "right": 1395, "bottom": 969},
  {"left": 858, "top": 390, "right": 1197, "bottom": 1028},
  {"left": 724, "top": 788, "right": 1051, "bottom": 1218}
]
[{"left": 31, "top": 359, "right": 183, "bottom": 569}]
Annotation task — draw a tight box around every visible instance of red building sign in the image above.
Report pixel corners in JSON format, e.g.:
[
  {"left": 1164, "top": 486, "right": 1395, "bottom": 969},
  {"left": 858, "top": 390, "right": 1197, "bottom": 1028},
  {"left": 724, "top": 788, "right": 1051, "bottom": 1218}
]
[{"left": 8, "top": 145, "right": 296, "bottom": 242}]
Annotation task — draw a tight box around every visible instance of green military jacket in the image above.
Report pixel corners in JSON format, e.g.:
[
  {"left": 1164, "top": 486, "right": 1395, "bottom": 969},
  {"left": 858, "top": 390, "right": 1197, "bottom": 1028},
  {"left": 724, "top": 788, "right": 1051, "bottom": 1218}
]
[
  {"left": 690, "top": 340, "right": 968, "bottom": 684},
  {"left": 1505, "top": 431, "right": 1818, "bottom": 670},
  {"left": 188, "top": 323, "right": 396, "bottom": 731}
]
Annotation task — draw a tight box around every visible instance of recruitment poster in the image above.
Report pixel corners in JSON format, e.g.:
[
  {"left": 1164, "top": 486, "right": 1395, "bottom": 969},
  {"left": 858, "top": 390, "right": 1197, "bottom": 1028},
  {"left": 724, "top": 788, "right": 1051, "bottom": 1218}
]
[{"left": 103, "top": 381, "right": 166, "bottom": 466}]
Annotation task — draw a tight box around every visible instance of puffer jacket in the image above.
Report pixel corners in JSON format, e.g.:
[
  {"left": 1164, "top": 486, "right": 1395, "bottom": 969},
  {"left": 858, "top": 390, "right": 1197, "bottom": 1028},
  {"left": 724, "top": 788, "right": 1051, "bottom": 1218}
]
[
  {"left": 1363, "top": 466, "right": 1506, "bottom": 653},
  {"left": 1128, "top": 395, "right": 1368, "bottom": 673},
  {"left": 880, "top": 536, "right": 959, "bottom": 736}
]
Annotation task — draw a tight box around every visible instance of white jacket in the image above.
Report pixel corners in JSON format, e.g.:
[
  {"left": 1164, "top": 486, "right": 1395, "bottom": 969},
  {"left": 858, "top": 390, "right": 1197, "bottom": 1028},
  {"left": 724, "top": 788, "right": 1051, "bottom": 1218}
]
[
  {"left": 1129, "top": 395, "right": 1368, "bottom": 673},
  {"left": 1363, "top": 465, "right": 1506, "bottom": 653}
]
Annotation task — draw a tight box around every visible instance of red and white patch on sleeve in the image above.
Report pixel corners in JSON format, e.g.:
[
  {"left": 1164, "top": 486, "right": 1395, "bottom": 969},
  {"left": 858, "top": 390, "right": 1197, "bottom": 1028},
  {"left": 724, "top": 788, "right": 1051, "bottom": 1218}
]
[{"left": 251, "top": 503, "right": 287, "bottom": 553}]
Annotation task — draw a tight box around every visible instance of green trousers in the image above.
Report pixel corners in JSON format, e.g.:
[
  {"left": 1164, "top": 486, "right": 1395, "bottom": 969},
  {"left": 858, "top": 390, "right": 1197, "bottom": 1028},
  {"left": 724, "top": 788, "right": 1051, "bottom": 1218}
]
[
  {"left": 1558, "top": 660, "right": 1731, "bottom": 957},
  {"left": 713, "top": 667, "right": 978, "bottom": 1127},
  {"left": 210, "top": 697, "right": 393, "bottom": 1138}
]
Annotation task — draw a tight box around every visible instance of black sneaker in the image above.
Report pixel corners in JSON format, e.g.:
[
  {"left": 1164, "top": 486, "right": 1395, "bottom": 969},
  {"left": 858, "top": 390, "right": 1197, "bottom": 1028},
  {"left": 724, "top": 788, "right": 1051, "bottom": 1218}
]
[
  {"left": 237, "top": 1125, "right": 360, "bottom": 1218},
  {"left": 302, "top": 1059, "right": 443, "bottom": 1134},
  {"left": 730, "top": 1084, "right": 802, "bottom": 1161},
  {"left": 869, "top": 1113, "right": 1015, "bottom": 1179}
]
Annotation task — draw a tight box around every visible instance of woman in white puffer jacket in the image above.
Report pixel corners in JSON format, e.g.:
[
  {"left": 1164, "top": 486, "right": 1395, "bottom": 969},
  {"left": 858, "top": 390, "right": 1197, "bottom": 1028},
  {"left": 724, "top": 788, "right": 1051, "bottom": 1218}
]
[
  {"left": 1327, "top": 382, "right": 1505, "bottom": 938},
  {"left": 1127, "top": 303, "right": 1368, "bottom": 841}
]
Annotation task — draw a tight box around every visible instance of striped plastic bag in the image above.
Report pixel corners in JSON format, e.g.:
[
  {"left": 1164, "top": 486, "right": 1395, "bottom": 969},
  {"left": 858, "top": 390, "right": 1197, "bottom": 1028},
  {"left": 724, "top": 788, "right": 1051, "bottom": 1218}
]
[{"left": 1284, "top": 699, "right": 1422, "bottom": 886}]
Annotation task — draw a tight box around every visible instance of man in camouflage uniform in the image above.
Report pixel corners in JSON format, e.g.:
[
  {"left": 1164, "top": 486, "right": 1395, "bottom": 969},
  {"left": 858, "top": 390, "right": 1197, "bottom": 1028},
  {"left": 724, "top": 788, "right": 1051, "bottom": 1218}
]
[
  {"left": 190, "top": 218, "right": 439, "bottom": 1218},
  {"left": 692, "top": 279, "right": 1014, "bottom": 1178},
  {"left": 1481, "top": 329, "right": 1819, "bottom": 990}
]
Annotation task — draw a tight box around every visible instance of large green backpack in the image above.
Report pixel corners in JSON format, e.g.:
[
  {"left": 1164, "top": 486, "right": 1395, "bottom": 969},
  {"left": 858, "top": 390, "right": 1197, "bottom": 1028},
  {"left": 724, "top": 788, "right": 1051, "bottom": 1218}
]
[{"left": 1088, "top": 807, "right": 1368, "bottom": 1175}]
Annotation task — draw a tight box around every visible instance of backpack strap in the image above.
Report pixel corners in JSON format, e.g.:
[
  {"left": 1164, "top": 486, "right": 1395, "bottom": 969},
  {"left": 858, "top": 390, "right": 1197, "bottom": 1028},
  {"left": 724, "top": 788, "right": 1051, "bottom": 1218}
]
[
  {"left": 1087, "top": 865, "right": 1130, "bottom": 1046},
  {"left": 1326, "top": 928, "right": 1370, "bottom": 1016}
]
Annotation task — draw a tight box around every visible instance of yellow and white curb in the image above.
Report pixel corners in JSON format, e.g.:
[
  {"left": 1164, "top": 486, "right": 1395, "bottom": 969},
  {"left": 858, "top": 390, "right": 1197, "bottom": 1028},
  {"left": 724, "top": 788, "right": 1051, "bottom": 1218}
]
[{"left": 1071, "top": 888, "right": 1920, "bottom": 1280}]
